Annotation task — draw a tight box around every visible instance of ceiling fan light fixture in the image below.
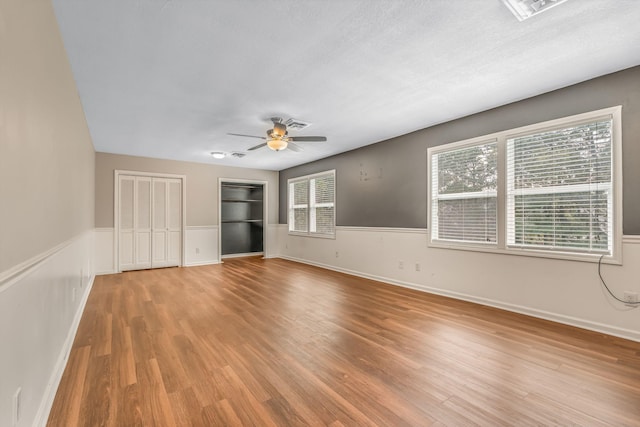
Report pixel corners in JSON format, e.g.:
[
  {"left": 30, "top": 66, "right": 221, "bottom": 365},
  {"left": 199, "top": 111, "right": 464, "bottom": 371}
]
[
  {"left": 267, "top": 138, "right": 288, "bottom": 151},
  {"left": 228, "top": 116, "right": 326, "bottom": 152},
  {"left": 211, "top": 151, "right": 226, "bottom": 159}
]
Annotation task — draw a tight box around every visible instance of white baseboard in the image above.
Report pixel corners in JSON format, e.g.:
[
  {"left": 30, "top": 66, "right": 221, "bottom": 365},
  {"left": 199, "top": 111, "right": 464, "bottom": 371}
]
[
  {"left": 184, "top": 260, "right": 220, "bottom": 267},
  {"left": 96, "top": 270, "right": 117, "bottom": 276},
  {"left": 280, "top": 255, "right": 640, "bottom": 343},
  {"left": 34, "top": 273, "right": 96, "bottom": 426},
  {"left": 221, "top": 252, "right": 264, "bottom": 259}
]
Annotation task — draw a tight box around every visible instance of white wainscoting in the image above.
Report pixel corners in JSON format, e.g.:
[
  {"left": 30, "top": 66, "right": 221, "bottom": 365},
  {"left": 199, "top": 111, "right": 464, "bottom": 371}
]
[
  {"left": 98, "top": 223, "right": 279, "bottom": 270},
  {"left": 277, "top": 225, "right": 640, "bottom": 342},
  {"left": 185, "top": 226, "right": 219, "bottom": 266},
  {"left": 188, "top": 223, "right": 278, "bottom": 264},
  {"left": 95, "top": 227, "right": 116, "bottom": 274},
  {"left": 95, "top": 226, "right": 221, "bottom": 272},
  {"left": 264, "top": 223, "right": 280, "bottom": 259},
  {"left": 0, "top": 230, "right": 95, "bottom": 427}
]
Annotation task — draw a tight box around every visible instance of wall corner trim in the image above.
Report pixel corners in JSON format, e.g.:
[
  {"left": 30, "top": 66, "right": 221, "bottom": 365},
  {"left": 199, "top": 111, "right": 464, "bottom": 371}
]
[
  {"left": 0, "top": 231, "right": 91, "bottom": 292},
  {"left": 622, "top": 235, "right": 640, "bottom": 244}
]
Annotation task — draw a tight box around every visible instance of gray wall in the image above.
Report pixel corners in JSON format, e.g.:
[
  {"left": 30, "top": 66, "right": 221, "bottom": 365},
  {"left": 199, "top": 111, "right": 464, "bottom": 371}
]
[
  {"left": 279, "top": 66, "right": 640, "bottom": 234},
  {"left": 95, "top": 153, "right": 279, "bottom": 227}
]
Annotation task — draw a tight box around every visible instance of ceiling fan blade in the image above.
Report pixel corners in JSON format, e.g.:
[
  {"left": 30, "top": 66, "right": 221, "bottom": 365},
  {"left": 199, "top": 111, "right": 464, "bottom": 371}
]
[
  {"left": 287, "top": 142, "right": 303, "bottom": 152},
  {"left": 247, "top": 142, "right": 268, "bottom": 151},
  {"left": 288, "top": 136, "right": 327, "bottom": 142},
  {"left": 227, "top": 133, "right": 266, "bottom": 140}
]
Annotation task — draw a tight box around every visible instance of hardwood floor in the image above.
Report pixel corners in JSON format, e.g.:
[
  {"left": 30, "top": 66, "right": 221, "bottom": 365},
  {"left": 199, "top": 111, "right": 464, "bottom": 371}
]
[{"left": 48, "top": 257, "right": 640, "bottom": 426}]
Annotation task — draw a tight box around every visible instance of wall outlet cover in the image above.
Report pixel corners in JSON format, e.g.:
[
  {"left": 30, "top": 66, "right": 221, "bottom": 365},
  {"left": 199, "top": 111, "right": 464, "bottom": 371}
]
[{"left": 623, "top": 291, "right": 638, "bottom": 305}]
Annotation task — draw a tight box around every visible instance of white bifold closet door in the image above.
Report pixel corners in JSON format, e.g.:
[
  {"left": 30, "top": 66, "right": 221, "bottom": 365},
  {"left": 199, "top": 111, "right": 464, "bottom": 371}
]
[
  {"left": 119, "top": 175, "right": 181, "bottom": 271},
  {"left": 151, "top": 178, "right": 182, "bottom": 268}
]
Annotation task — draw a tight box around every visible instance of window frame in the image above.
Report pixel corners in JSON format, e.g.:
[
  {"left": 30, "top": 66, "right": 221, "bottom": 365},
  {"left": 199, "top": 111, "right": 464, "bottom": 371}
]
[
  {"left": 288, "top": 179, "right": 309, "bottom": 233},
  {"left": 430, "top": 138, "right": 499, "bottom": 248},
  {"left": 288, "top": 169, "right": 336, "bottom": 239},
  {"left": 427, "top": 106, "right": 622, "bottom": 264}
]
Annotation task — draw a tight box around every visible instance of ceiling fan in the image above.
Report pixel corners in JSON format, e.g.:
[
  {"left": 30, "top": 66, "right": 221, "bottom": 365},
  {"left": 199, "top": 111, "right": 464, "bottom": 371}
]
[{"left": 228, "top": 117, "right": 327, "bottom": 152}]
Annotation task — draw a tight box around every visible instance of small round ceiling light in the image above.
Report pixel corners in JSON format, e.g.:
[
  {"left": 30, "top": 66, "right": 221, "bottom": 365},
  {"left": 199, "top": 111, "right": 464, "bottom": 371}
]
[{"left": 211, "top": 151, "right": 226, "bottom": 159}]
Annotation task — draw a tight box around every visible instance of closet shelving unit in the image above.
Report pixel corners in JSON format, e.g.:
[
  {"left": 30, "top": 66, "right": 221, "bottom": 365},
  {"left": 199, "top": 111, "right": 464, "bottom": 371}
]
[{"left": 220, "top": 182, "right": 264, "bottom": 257}]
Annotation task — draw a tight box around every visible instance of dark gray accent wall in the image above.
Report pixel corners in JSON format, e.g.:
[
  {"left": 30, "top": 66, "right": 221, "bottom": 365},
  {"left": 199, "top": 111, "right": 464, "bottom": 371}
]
[{"left": 279, "top": 66, "right": 640, "bottom": 233}]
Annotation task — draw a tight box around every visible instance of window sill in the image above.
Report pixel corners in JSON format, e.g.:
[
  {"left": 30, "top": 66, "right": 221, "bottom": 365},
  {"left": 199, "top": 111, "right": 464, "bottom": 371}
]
[
  {"left": 288, "top": 231, "right": 336, "bottom": 240},
  {"left": 428, "top": 239, "right": 621, "bottom": 265}
]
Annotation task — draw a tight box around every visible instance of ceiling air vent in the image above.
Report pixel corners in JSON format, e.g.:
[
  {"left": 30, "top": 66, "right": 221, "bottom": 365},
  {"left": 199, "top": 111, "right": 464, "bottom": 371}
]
[
  {"left": 502, "top": 0, "right": 569, "bottom": 21},
  {"left": 284, "top": 118, "right": 311, "bottom": 130},
  {"left": 231, "top": 152, "right": 246, "bottom": 158}
]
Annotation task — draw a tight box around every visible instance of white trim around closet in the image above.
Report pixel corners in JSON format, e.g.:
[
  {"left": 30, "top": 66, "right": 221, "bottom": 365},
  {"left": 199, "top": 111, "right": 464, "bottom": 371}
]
[
  {"left": 114, "top": 170, "right": 187, "bottom": 273},
  {"left": 218, "top": 178, "right": 268, "bottom": 263}
]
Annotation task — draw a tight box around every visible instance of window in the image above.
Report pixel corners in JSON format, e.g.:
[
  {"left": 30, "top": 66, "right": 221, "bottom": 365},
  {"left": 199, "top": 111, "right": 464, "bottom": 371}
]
[
  {"left": 288, "top": 170, "right": 335, "bottom": 237},
  {"left": 289, "top": 180, "right": 309, "bottom": 233},
  {"left": 428, "top": 106, "right": 622, "bottom": 262},
  {"left": 431, "top": 141, "right": 498, "bottom": 244},
  {"left": 507, "top": 120, "right": 612, "bottom": 254}
]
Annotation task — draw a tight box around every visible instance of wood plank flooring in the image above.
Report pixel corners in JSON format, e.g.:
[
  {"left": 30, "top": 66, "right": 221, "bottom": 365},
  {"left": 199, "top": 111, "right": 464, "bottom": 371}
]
[{"left": 48, "top": 257, "right": 640, "bottom": 426}]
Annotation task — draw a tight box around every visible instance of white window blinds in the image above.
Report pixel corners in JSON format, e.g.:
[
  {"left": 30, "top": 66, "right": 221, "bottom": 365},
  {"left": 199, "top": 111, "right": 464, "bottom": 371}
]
[
  {"left": 431, "top": 142, "right": 498, "bottom": 244},
  {"left": 310, "top": 173, "right": 335, "bottom": 235},
  {"left": 289, "top": 179, "right": 309, "bottom": 233},
  {"left": 506, "top": 118, "right": 613, "bottom": 254},
  {"left": 428, "top": 106, "right": 620, "bottom": 262},
  {"left": 288, "top": 170, "right": 335, "bottom": 237}
]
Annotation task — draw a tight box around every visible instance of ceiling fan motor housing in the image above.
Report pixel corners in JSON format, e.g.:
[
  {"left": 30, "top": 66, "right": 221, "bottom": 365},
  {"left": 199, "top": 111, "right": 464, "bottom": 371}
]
[{"left": 271, "top": 122, "right": 287, "bottom": 139}]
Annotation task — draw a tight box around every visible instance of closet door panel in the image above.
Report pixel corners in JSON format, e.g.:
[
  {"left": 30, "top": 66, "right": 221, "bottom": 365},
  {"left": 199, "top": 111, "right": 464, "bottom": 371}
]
[
  {"left": 167, "top": 179, "right": 182, "bottom": 265},
  {"left": 135, "top": 177, "right": 152, "bottom": 268},
  {"left": 137, "top": 234, "right": 151, "bottom": 265},
  {"left": 119, "top": 232, "right": 134, "bottom": 269},
  {"left": 118, "top": 176, "right": 136, "bottom": 270},
  {"left": 168, "top": 180, "right": 181, "bottom": 229},
  {"left": 120, "top": 177, "right": 134, "bottom": 228},
  {"left": 152, "top": 232, "right": 167, "bottom": 263},
  {"left": 153, "top": 179, "right": 167, "bottom": 229},
  {"left": 117, "top": 174, "right": 182, "bottom": 271},
  {"left": 169, "top": 232, "right": 181, "bottom": 262},
  {"left": 152, "top": 178, "right": 169, "bottom": 267}
]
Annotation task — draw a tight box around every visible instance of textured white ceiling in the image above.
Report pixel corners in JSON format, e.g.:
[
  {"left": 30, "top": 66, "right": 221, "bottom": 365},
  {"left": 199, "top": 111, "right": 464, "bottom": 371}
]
[{"left": 52, "top": 0, "right": 640, "bottom": 171}]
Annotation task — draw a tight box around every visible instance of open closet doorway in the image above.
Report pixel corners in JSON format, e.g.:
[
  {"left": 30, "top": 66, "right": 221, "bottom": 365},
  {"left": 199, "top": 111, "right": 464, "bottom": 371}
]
[{"left": 219, "top": 179, "right": 267, "bottom": 260}]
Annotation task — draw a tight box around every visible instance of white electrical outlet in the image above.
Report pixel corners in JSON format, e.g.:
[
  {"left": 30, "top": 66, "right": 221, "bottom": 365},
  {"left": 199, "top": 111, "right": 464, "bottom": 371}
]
[
  {"left": 623, "top": 291, "right": 639, "bottom": 306},
  {"left": 415, "top": 263, "right": 420, "bottom": 272},
  {"left": 399, "top": 261, "right": 404, "bottom": 270},
  {"left": 195, "top": 247, "right": 200, "bottom": 254},
  {"left": 13, "top": 387, "right": 21, "bottom": 426},
  {"left": 80, "top": 268, "right": 84, "bottom": 288},
  {"left": 335, "top": 251, "right": 339, "bottom": 258}
]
